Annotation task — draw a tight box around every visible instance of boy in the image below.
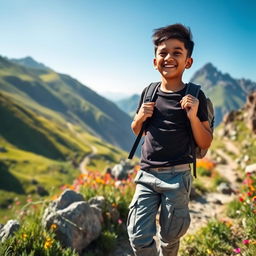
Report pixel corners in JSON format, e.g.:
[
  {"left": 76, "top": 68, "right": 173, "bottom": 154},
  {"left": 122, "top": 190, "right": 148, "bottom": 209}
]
[{"left": 127, "top": 24, "right": 213, "bottom": 256}]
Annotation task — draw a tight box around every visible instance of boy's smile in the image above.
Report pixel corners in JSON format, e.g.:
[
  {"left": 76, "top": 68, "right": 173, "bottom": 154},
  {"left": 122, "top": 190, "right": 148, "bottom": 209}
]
[{"left": 154, "top": 39, "right": 193, "bottom": 81}]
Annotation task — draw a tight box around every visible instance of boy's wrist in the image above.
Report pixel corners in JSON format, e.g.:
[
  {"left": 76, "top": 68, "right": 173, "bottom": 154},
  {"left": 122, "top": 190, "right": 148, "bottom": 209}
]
[{"left": 188, "top": 115, "right": 199, "bottom": 123}]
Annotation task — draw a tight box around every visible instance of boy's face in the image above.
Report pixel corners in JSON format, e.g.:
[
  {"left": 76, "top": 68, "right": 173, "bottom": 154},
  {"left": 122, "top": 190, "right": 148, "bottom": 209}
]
[{"left": 153, "top": 39, "right": 193, "bottom": 80}]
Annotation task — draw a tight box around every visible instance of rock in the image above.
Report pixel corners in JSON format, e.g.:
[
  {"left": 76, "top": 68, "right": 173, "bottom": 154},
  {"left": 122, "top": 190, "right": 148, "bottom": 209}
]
[
  {"left": 89, "top": 196, "right": 120, "bottom": 223},
  {"left": 243, "top": 155, "right": 250, "bottom": 163},
  {"left": 89, "top": 196, "right": 106, "bottom": 210},
  {"left": 0, "top": 198, "right": 14, "bottom": 209},
  {"left": 217, "top": 182, "right": 233, "bottom": 195},
  {"left": 36, "top": 185, "right": 49, "bottom": 196},
  {"left": 42, "top": 189, "right": 102, "bottom": 254},
  {"left": 245, "top": 163, "right": 256, "bottom": 174},
  {"left": 213, "top": 199, "right": 223, "bottom": 205},
  {"left": 31, "top": 179, "right": 38, "bottom": 185},
  {"left": 0, "top": 220, "right": 20, "bottom": 242},
  {"left": 223, "top": 110, "right": 237, "bottom": 124},
  {"left": 245, "top": 92, "right": 256, "bottom": 133},
  {"left": 216, "top": 156, "right": 226, "bottom": 164},
  {"left": 111, "top": 160, "right": 133, "bottom": 180},
  {"left": 53, "top": 189, "right": 85, "bottom": 210},
  {"left": 0, "top": 146, "right": 7, "bottom": 153}
]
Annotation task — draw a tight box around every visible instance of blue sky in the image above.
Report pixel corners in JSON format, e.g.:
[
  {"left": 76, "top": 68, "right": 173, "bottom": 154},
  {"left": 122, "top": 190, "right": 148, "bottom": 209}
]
[{"left": 0, "top": 0, "right": 255, "bottom": 96}]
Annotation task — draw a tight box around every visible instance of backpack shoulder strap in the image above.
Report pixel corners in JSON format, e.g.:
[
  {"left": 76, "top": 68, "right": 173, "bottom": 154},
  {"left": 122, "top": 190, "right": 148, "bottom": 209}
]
[
  {"left": 185, "top": 82, "right": 201, "bottom": 98},
  {"left": 185, "top": 82, "right": 201, "bottom": 178},
  {"left": 143, "top": 82, "right": 161, "bottom": 103},
  {"left": 128, "top": 82, "right": 160, "bottom": 160}
]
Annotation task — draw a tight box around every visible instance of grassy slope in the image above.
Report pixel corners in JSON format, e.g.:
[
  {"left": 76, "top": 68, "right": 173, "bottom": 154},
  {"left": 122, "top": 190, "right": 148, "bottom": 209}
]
[{"left": 0, "top": 56, "right": 133, "bottom": 151}]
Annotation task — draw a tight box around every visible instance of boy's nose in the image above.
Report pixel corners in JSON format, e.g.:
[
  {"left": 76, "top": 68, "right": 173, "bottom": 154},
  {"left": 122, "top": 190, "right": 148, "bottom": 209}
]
[{"left": 165, "top": 53, "right": 174, "bottom": 60}]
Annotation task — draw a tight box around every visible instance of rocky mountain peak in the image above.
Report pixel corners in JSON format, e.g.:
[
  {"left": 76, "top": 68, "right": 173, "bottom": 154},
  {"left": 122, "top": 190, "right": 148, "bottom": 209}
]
[{"left": 223, "top": 91, "right": 256, "bottom": 134}]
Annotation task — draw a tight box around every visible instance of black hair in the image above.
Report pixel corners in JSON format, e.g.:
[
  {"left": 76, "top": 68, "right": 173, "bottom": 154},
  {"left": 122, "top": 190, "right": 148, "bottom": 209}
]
[{"left": 152, "top": 23, "right": 194, "bottom": 57}]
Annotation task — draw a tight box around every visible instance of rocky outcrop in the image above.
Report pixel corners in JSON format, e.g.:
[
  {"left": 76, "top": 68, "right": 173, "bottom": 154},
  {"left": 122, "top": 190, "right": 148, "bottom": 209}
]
[
  {"left": 245, "top": 91, "right": 256, "bottom": 133},
  {"left": 0, "top": 220, "right": 20, "bottom": 243},
  {"left": 222, "top": 91, "right": 256, "bottom": 137},
  {"left": 42, "top": 189, "right": 103, "bottom": 254}
]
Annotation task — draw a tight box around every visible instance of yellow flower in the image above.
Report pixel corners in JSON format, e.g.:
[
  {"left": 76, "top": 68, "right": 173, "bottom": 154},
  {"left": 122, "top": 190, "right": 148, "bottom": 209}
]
[
  {"left": 44, "top": 237, "right": 54, "bottom": 249},
  {"left": 22, "top": 233, "right": 28, "bottom": 240},
  {"left": 207, "top": 248, "right": 213, "bottom": 255}
]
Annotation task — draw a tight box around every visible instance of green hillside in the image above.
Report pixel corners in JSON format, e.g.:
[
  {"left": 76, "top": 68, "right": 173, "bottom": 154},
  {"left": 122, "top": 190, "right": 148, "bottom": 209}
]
[{"left": 0, "top": 56, "right": 134, "bottom": 151}]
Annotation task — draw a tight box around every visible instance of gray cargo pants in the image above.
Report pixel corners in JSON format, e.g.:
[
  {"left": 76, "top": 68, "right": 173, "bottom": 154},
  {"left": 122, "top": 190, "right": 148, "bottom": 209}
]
[{"left": 127, "top": 165, "right": 192, "bottom": 256}]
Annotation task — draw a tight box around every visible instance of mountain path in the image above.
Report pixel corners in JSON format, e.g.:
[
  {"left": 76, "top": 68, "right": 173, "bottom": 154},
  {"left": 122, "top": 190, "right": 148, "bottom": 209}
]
[{"left": 66, "top": 122, "right": 98, "bottom": 174}]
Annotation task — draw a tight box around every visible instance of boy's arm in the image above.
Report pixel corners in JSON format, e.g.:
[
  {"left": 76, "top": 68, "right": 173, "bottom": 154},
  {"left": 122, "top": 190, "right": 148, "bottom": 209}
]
[
  {"left": 131, "top": 102, "right": 155, "bottom": 136},
  {"left": 180, "top": 94, "right": 213, "bottom": 149},
  {"left": 189, "top": 118, "right": 213, "bottom": 149}
]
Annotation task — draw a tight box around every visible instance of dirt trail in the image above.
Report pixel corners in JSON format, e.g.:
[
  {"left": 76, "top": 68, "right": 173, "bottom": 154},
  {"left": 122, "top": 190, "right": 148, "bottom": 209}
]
[{"left": 66, "top": 122, "right": 98, "bottom": 174}]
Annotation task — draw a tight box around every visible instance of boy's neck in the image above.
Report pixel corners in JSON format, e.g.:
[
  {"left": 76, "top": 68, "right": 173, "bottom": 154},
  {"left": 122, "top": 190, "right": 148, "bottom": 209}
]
[{"left": 160, "top": 78, "right": 185, "bottom": 92}]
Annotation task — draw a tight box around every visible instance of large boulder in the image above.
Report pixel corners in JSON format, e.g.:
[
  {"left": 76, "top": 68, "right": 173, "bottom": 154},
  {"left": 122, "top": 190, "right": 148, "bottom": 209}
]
[
  {"left": 42, "top": 189, "right": 102, "bottom": 254},
  {"left": 0, "top": 220, "right": 20, "bottom": 242}
]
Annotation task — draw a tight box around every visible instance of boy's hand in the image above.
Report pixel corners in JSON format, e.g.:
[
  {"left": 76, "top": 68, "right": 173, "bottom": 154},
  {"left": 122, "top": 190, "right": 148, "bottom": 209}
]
[
  {"left": 180, "top": 94, "right": 199, "bottom": 119},
  {"left": 137, "top": 102, "right": 155, "bottom": 122}
]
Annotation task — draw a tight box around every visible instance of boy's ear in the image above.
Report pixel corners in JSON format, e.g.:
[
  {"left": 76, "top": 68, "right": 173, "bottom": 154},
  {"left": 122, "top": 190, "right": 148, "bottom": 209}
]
[
  {"left": 185, "top": 58, "right": 193, "bottom": 69},
  {"left": 153, "top": 58, "right": 157, "bottom": 69}
]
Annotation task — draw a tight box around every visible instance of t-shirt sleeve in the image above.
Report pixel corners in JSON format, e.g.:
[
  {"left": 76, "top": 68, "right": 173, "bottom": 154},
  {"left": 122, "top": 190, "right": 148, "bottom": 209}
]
[
  {"left": 197, "top": 90, "right": 208, "bottom": 122},
  {"left": 136, "top": 87, "right": 147, "bottom": 114}
]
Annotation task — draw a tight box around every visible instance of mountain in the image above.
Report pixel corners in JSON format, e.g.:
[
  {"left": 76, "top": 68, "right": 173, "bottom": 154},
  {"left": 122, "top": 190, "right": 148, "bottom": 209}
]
[
  {"left": 116, "top": 94, "right": 140, "bottom": 117},
  {"left": 191, "top": 63, "right": 256, "bottom": 125},
  {"left": 116, "top": 63, "right": 256, "bottom": 126},
  {"left": 0, "top": 55, "right": 134, "bottom": 152},
  {"left": 10, "top": 56, "right": 51, "bottom": 71}
]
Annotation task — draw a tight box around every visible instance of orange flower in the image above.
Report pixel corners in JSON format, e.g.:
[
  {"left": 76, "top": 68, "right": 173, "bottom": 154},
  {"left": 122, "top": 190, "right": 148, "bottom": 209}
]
[{"left": 50, "top": 223, "right": 57, "bottom": 230}]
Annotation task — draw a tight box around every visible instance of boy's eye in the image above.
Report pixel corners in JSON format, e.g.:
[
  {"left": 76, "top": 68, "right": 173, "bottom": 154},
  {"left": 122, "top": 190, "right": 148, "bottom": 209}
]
[
  {"left": 173, "top": 52, "right": 182, "bottom": 56},
  {"left": 159, "top": 52, "right": 167, "bottom": 56}
]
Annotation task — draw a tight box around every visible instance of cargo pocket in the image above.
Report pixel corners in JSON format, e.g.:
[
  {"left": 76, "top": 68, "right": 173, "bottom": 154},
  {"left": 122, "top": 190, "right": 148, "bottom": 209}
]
[
  {"left": 127, "top": 197, "right": 139, "bottom": 236},
  {"left": 160, "top": 206, "right": 191, "bottom": 241},
  {"left": 171, "top": 208, "right": 191, "bottom": 238}
]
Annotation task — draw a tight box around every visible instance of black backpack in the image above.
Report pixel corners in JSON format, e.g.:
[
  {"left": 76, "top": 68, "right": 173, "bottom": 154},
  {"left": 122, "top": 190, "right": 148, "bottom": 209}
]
[{"left": 128, "top": 82, "right": 214, "bottom": 178}]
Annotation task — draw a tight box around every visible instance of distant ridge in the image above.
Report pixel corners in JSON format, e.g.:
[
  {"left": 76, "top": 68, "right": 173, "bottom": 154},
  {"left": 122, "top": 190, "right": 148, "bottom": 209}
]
[{"left": 10, "top": 56, "right": 51, "bottom": 71}]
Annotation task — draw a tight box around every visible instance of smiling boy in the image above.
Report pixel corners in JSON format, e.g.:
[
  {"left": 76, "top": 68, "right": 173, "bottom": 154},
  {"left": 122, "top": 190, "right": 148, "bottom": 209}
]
[{"left": 127, "top": 24, "right": 213, "bottom": 256}]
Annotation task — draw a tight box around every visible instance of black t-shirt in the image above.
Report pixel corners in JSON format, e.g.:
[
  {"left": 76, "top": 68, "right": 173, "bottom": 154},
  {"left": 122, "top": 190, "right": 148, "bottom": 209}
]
[{"left": 136, "top": 84, "right": 208, "bottom": 170}]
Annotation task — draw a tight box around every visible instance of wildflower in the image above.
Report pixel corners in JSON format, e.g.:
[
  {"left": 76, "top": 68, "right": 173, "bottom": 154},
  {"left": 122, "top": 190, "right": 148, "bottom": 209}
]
[
  {"left": 44, "top": 237, "right": 54, "bottom": 249},
  {"left": 252, "top": 196, "right": 256, "bottom": 202},
  {"left": 247, "top": 191, "right": 253, "bottom": 197},
  {"left": 249, "top": 185, "right": 255, "bottom": 192},
  {"left": 22, "top": 233, "right": 28, "bottom": 240},
  {"left": 118, "top": 219, "right": 123, "bottom": 225},
  {"left": 239, "top": 197, "right": 244, "bottom": 202},
  {"left": 221, "top": 218, "right": 233, "bottom": 227},
  {"left": 242, "top": 239, "right": 250, "bottom": 245},
  {"left": 207, "top": 248, "right": 212, "bottom": 254},
  {"left": 233, "top": 248, "right": 241, "bottom": 254},
  {"left": 50, "top": 223, "right": 57, "bottom": 230}
]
